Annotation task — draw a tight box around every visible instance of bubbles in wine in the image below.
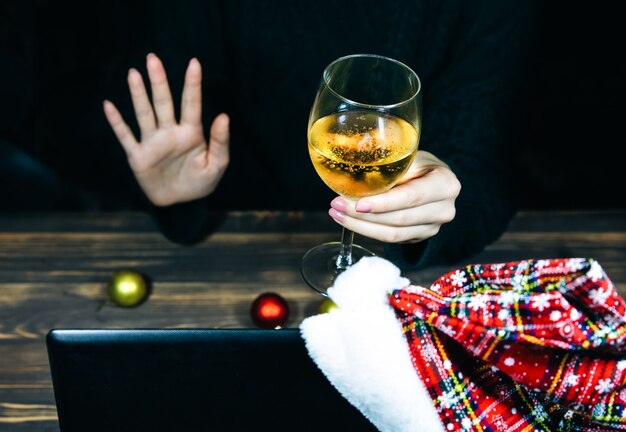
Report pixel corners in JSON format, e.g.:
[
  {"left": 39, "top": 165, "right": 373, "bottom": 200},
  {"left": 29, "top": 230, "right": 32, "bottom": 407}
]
[{"left": 308, "top": 111, "right": 419, "bottom": 198}]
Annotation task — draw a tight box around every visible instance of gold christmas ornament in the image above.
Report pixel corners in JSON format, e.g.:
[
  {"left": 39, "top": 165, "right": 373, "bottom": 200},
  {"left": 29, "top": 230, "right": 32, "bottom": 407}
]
[
  {"left": 107, "top": 269, "right": 149, "bottom": 307},
  {"left": 318, "top": 297, "right": 339, "bottom": 314}
]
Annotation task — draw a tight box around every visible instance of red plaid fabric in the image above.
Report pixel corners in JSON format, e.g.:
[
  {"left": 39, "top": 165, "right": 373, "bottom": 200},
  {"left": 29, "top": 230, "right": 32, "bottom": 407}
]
[{"left": 390, "top": 258, "right": 626, "bottom": 431}]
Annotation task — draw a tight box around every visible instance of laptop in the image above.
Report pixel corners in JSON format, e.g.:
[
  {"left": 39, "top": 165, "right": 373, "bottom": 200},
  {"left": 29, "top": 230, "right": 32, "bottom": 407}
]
[{"left": 46, "top": 328, "right": 377, "bottom": 432}]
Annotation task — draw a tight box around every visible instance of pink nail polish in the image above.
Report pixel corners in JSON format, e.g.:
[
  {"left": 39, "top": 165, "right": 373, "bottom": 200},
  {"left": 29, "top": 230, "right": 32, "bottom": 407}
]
[
  {"left": 331, "top": 197, "right": 348, "bottom": 212},
  {"left": 355, "top": 201, "right": 372, "bottom": 213},
  {"left": 328, "top": 208, "right": 346, "bottom": 222}
]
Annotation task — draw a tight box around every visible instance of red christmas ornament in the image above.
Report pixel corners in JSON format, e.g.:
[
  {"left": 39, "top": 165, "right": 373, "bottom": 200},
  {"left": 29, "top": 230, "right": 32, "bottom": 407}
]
[{"left": 250, "top": 292, "right": 289, "bottom": 329}]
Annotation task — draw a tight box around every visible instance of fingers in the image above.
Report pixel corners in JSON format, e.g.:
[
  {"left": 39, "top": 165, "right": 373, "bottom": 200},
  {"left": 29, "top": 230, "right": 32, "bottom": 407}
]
[
  {"left": 146, "top": 53, "right": 176, "bottom": 127},
  {"left": 332, "top": 198, "right": 456, "bottom": 227},
  {"left": 207, "top": 113, "right": 230, "bottom": 171},
  {"left": 328, "top": 207, "right": 441, "bottom": 243},
  {"left": 181, "top": 58, "right": 203, "bottom": 126},
  {"left": 103, "top": 100, "right": 138, "bottom": 155},
  {"left": 127, "top": 68, "right": 157, "bottom": 137},
  {"left": 326, "top": 162, "right": 461, "bottom": 243},
  {"left": 354, "top": 166, "right": 461, "bottom": 213}
]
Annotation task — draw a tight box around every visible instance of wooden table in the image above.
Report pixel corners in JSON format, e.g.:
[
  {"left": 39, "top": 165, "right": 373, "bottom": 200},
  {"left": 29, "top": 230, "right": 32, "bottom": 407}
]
[{"left": 0, "top": 210, "right": 625, "bottom": 431}]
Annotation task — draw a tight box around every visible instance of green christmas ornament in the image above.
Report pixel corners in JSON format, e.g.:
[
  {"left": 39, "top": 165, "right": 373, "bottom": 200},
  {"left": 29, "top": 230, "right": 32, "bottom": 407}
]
[
  {"left": 318, "top": 297, "right": 339, "bottom": 314},
  {"left": 107, "top": 269, "right": 149, "bottom": 307}
]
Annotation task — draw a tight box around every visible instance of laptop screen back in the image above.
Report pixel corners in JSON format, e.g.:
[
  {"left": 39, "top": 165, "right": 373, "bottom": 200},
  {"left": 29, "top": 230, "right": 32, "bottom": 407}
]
[{"left": 46, "top": 328, "right": 377, "bottom": 432}]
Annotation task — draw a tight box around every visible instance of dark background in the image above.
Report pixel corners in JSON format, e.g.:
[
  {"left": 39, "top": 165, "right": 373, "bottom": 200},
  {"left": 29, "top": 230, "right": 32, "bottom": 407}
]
[
  {"left": 1, "top": 2, "right": 625, "bottom": 212},
  {"left": 518, "top": 2, "right": 625, "bottom": 210}
]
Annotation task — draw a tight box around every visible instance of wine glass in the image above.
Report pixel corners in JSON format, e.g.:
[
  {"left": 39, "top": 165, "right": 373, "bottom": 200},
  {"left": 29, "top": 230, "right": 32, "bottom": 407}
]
[{"left": 300, "top": 54, "right": 422, "bottom": 295}]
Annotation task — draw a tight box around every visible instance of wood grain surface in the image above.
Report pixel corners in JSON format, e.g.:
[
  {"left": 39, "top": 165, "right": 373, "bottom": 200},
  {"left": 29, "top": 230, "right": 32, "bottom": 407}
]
[{"left": 0, "top": 210, "right": 624, "bottom": 431}]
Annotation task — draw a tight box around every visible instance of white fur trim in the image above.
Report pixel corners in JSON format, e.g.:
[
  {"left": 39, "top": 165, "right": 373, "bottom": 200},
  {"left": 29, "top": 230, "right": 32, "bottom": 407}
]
[{"left": 300, "top": 256, "right": 444, "bottom": 432}]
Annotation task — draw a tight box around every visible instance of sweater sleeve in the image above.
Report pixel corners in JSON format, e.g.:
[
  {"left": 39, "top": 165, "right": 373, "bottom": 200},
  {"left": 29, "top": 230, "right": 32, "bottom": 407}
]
[{"left": 386, "top": 1, "right": 539, "bottom": 270}]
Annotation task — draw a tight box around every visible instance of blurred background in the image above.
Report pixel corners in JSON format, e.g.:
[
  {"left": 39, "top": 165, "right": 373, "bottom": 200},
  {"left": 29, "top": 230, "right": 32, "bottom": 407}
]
[{"left": 1, "top": 1, "right": 624, "bottom": 212}]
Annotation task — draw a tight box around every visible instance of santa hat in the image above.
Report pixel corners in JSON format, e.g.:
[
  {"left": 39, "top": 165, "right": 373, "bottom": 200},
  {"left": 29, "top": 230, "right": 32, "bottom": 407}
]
[{"left": 300, "top": 256, "right": 626, "bottom": 431}]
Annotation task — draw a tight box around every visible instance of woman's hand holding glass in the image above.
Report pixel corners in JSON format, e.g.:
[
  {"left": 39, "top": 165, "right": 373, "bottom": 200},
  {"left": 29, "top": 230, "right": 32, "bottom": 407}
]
[{"left": 328, "top": 150, "right": 461, "bottom": 244}]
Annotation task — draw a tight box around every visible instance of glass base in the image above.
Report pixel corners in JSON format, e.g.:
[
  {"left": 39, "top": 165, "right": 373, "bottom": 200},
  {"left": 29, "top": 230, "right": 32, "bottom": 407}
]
[{"left": 300, "top": 242, "right": 375, "bottom": 296}]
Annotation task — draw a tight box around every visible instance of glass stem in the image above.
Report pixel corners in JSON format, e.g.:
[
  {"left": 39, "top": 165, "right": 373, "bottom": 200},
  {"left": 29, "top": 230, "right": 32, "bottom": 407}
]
[{"left": 335, "top": 227, "right": 354, "bottom": 271}]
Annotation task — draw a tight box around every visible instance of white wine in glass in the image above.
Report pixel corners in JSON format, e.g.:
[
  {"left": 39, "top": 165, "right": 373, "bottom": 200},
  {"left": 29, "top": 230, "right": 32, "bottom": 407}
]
[{"left": 301, "top": 54, "right": 421, "bottom": 295}]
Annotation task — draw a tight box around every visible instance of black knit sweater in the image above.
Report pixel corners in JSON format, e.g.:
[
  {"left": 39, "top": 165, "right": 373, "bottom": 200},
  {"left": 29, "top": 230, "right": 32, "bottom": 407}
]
[{"left": 2, "top": 0, "right": 538, "bottom": 270}]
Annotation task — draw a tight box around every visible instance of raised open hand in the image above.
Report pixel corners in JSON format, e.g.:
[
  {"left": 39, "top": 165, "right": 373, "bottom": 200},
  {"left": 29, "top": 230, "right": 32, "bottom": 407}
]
[{"left": 103, "top": 53, "right": 229, "bottom": 207}]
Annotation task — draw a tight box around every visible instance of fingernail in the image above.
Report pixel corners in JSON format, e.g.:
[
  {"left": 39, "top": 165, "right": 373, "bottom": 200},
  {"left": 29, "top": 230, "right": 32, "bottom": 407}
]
[
  {"left": 355, "top": 200, "right": 372, "bottom": 213},
  {"left": 218, "top": 113, "right": 229, "bottom": 126},
  {"left": 328, "top": 208, "right": 346, "bottom": 223},
  {"left": 128, "top": 69, "right": 139, "bottom": 83},
  {"left": 330, "top": 197, "right": 348, "bottom": 212}
]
